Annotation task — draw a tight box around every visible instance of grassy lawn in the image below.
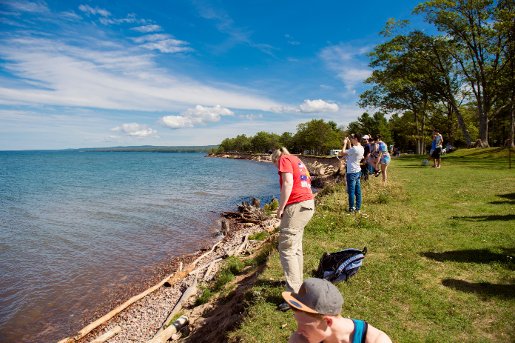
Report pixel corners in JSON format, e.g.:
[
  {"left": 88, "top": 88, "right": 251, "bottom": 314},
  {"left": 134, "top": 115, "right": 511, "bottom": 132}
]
[{"left": 228, "top": 148, "right": 514, "bottom": 343}]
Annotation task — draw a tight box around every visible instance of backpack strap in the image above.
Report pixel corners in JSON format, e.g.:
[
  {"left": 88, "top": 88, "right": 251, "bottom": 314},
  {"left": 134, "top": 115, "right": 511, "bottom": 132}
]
[
  {"left": 334, "top": 253, "right": 364, "bottom": 276},
  {"left": 351, "top": 319, "right": 369, "bottom": 343}
]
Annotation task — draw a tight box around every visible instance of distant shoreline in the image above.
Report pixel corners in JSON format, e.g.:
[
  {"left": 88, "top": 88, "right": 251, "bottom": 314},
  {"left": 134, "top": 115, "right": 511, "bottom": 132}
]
[
  {"left": 0, "top": 145, "right": 218, "bottom": 153},
  {"left": 207, "top": 152, "right": 273, "bottom": 162},
  {"left": 208, "top": 152, "right": 341, "bottom": 169}
]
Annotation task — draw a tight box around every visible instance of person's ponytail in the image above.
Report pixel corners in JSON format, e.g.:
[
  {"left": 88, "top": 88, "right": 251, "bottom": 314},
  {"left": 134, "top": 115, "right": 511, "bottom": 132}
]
[{"left": 271, "top": 147, "right": 290, "bottom": 163}]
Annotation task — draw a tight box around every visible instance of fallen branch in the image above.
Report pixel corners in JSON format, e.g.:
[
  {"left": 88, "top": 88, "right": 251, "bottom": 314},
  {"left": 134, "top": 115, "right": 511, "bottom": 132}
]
[
  {"left": 191, "top": 240, "right": 222, "bottom": 267},
  {"left": 234, "top": 235, "right": 249, "bottom": 256},
  {"left": 90, "top": 326, "right": 121, "bottom": 343},
  {"left": 189, "top": 258, "right": 223, "bottom": 276},
  {"left": 147, "top": 316, "right": 189, "bottom": 343},
  {"left": 203, "top": 259, "right": 220, "bottom": 282},
  {"left": 157, "top": 276, "right": 197, "bottom": 335},
  {"left": 228, "top": 235, "right": 249, "bottom": 257},
  {"left": 57, "top": 265, "right": 190, "bottom": 343}
]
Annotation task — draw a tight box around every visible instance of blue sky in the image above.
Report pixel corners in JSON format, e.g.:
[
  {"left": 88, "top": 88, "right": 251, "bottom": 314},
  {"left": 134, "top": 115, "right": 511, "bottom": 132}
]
[{"left": 0, "top": 0, "right": 424, "bottom": 150}]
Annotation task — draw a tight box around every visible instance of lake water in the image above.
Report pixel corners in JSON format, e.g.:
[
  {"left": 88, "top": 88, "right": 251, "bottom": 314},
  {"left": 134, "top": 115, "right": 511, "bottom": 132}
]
[{"left": 0, "top": 151, "right": 278, "bottom": 342}]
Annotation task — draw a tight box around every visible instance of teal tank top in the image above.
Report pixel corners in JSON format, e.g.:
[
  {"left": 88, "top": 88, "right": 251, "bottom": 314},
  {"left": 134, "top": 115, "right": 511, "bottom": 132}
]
[{"left": 351, "top": 319, "right": 368, "bottom": 343}]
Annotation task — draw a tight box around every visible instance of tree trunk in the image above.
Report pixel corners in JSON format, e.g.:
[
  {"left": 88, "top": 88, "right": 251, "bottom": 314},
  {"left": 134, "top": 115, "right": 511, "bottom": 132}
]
[
  {"left": 479, "top": 111, "right": 489, "bottom": 147},
  {"left": 477, "top": 89, "right": 490, "bottom": 147},
  {"left": 511, "top": 93, "right": 514, "bottom": 148},
  {"left": 414, "top": 110, "right": 423, "bottom": 155},
  {"left": 448, "top": 98, "right": 472, "bottom": 147}
]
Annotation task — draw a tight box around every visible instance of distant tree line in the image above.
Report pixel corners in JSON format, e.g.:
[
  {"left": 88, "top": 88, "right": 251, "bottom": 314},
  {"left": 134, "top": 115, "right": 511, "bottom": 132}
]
[{"left": 217, "top": 119, "right": 343, "bottom": 155}]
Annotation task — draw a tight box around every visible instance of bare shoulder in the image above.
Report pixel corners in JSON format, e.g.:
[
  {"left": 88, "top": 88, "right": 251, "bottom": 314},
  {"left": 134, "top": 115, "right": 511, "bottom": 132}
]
[{"left": 366, "top": 324, "right": 392, "bottom": 343}]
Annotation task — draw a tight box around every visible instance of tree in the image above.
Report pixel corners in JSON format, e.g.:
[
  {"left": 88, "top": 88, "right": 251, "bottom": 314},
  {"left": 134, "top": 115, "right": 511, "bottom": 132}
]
[
  {"left": 279, "top": 132, "right": 294, "bottom": 150},
  {"left": 293, "top": 119, "right": 343, "bottom": 155},
  {"left": 360, "top": 29, "right": 433, "bottom": 154},
  {"left": 347, "top": 112, "right": 392, "bottom": 144},
  {"left": 415, "top": 0, "right": 513, "bottom": 147},
  {"left": 250, "top": 131, "right": 281, "bottom": 153}
]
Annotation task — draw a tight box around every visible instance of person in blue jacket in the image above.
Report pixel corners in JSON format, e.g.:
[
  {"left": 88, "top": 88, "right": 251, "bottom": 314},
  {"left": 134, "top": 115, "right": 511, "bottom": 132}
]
[{"left": 282, "top": 278, "right": 392, "bottom": 343}]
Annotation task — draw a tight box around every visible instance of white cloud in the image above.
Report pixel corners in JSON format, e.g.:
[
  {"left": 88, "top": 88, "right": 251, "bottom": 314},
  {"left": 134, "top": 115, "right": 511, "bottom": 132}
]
[
  {"left": 111, "top": 123, "right": 158, "bottom": 137},
  {"left": 78, "top": 4, "right": 111, "bottom": 17},
  {"left": 269, "top": 105, "right": 299, "bottom": 113},
  {"left": 161, "top": 105, "right": 234, "bottom": 129},
  {"left": 132, "top": 34, "right": 191, "bottom": 53},
  {"left": 299, "top": 99, "right": 339, "bottom": 113},
  {"left": 320, "top": 44, "right": 372, "bottom": 93},
  {"left": 284, "top": 34, "right": 300, "bottom": 46},
  {"left": 131, "top": 25, "right": 162, "bottom": 33},
  {"left": 0, "top": 37, "right": 283, "bottom": 112},
  {"left": 4, "top": 1, "right": 49, "bottom": 14},
  {"left": 270, "top": 100, "right": 339, "bottom": 113},
  {"left": 78, "top": 5, "right": 146, "bottom": 25},
  {"left": 239, "top": 114, "right": 263, "bottom": 120}
]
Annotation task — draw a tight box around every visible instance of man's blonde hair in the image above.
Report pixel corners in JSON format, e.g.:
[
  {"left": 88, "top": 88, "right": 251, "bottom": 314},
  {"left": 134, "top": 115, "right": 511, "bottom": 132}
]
[{"left": 271, "top": 147, "right": 290, "bottom": 163}]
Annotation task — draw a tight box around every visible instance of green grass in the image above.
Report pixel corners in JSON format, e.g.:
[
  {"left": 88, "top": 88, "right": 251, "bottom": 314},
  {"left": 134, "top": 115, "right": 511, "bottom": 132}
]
[
  {"left": 249, "top": 231, "right": 270, "bottom": 241},
  {"left": 228, "top": 148, "right": 515, "bottom": 343}
]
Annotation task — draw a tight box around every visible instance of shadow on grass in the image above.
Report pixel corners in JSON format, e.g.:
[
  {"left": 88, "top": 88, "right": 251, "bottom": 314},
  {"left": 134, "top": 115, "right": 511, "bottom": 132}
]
[
  {"left": 396, "top": 165, "right": 431, "bottom": 169},
  {"left": 422, "top": 248, "right": 514, "bottom": 269},
  {"left": 451, "top": 214, "right": 515, "bottom": 221},
  {"left": 253, "top": 279, "right": 285, "bottom": 289},
  {"left": 264, "top": 294, "right": 285, "bottom": 306},
  {"left": 490, "top": 192, "right": 515, "bottom": 205},
  {"left": 442, "top": 278, "right": 515, "bottom": 299}
]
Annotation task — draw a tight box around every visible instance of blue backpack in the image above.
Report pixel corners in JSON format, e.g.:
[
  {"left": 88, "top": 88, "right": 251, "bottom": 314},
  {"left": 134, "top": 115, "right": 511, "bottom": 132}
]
[{"left": 315, "top": 247, "right": 367, "bottom": 283}]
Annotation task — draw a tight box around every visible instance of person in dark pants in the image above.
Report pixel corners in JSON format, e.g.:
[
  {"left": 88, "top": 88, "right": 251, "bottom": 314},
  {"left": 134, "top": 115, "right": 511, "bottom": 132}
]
[
  {"left": 431, "top": 129, "right": 444, "bottom": 168},
  {"left": 340, "top": 134, "right": 364, "bottom": 214}
]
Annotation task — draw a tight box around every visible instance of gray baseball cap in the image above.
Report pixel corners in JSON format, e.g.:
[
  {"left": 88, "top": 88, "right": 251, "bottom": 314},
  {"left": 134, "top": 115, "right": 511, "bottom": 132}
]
[{"left": 282, "top": 278, "right": 343, "bottom": 315}]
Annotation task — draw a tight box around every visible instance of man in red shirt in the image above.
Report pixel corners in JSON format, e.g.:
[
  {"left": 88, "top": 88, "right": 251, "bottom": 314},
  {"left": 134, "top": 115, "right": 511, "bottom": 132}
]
[{"left": 271, "top": 147, "right": 315, "bottom": 311}]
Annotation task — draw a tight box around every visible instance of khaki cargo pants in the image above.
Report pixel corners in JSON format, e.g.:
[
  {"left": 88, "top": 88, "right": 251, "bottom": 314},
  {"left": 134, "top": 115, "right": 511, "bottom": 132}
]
[{"left": 278, "top": 199, "right": 315, "bottom": 293}]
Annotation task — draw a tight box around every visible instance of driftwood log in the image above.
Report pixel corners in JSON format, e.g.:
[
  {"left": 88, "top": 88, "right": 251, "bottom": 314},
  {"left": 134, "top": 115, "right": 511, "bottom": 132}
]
[
  {"left": 221, "top": 199, "right": 267, "bottom": 224},
  {"left": 147, "top": 316, "right": 189, "bottom": 343},
  {"left": 90, "top": 326, "right": 121, "bottom": 343},
  {"left": 57, "top": 265, "right": 192, "bottom": 343},
  {"left": 152, "top": 277, "right": 198, "bottom": 339},
  {"left": 57, "top": 204, "right": 279, "bottom": 343}
]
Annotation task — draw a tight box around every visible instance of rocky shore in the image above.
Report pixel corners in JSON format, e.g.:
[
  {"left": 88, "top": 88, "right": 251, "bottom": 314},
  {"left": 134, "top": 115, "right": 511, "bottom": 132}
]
[
  {"left": 58, "top": 154, "right": 340, "bottom": 343},
  {"left": 56, "top": 200, "right": 278, "bottom": 343},
  {"left": 208, "top": 152, "right": 344, "bottom": 188}
]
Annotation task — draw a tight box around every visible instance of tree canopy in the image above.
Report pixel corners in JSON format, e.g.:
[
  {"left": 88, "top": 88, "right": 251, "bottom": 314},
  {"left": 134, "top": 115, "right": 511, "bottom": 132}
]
[{"left": 217, "top": 119, "right": 344, "bottom": 155}]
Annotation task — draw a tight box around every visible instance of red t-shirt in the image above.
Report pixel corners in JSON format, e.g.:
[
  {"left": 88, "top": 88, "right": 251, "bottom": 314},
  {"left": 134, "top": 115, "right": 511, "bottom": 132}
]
[{"left": 278, "top": 155, "right": 314, "bottom": 206}]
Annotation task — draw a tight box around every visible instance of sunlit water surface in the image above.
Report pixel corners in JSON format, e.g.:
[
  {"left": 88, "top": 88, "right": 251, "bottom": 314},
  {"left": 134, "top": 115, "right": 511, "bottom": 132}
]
[{"left": 0, "top": 151, "right": 277, "bottom": 342}]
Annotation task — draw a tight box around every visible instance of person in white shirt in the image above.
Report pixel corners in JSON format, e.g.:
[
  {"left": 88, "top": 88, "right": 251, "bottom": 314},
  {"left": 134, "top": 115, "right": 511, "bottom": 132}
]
[{"left": 339, "top": 134, "right": 365, "bottom": 213}]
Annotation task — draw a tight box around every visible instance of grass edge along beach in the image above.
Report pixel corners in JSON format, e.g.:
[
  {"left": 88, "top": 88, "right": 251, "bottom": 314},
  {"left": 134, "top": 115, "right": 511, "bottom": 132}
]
[{"left": 220, "top": 148, "right": 514, "bottom": 342}]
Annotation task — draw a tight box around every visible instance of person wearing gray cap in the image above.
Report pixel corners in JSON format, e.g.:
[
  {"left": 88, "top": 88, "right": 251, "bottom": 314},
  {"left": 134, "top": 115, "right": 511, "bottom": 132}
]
[{"left": 282, "top": 278, "right": 392, "bottom": 343}]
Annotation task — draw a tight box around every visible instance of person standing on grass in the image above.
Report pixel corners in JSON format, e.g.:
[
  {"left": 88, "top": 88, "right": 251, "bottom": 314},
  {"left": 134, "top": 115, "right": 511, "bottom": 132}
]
[
  {"left": 271, "top": 147, "right": 315, "bottom": 311},
  {"left": 340, "top": 134, "right": 364, "bottom": 214},
  {"left": 374, "top": 135, "right": 391, "bottom": 185},
  {"left": 361, "top": 135, "right": 371, "bottom": 181},
  {"left": 431, "top": 129, "right": 444, "bottom": 168},
  {"left": 366, "top": 136, "right": 379, "bottom": 176},
  {"left": 282, "top": 278, "right": 393, "bottom": 343}
]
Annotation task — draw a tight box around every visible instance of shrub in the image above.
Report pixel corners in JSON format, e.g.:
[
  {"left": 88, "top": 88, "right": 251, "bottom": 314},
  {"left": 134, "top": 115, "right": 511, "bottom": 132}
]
[
  {"left": 226, "top": 256, "right": 245, "bottom": 275},
  {"left": 196, "top": 287, "right": 213, "bottom": 305},
  {"left": 249, "top": 231, "right": 269, "bottom": 241},
  {"left": 264, "top": 198, "right": 279, "bottom": 214},
  {"left": 214, "top": 269, "right": 235, "bottom": 291}
]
